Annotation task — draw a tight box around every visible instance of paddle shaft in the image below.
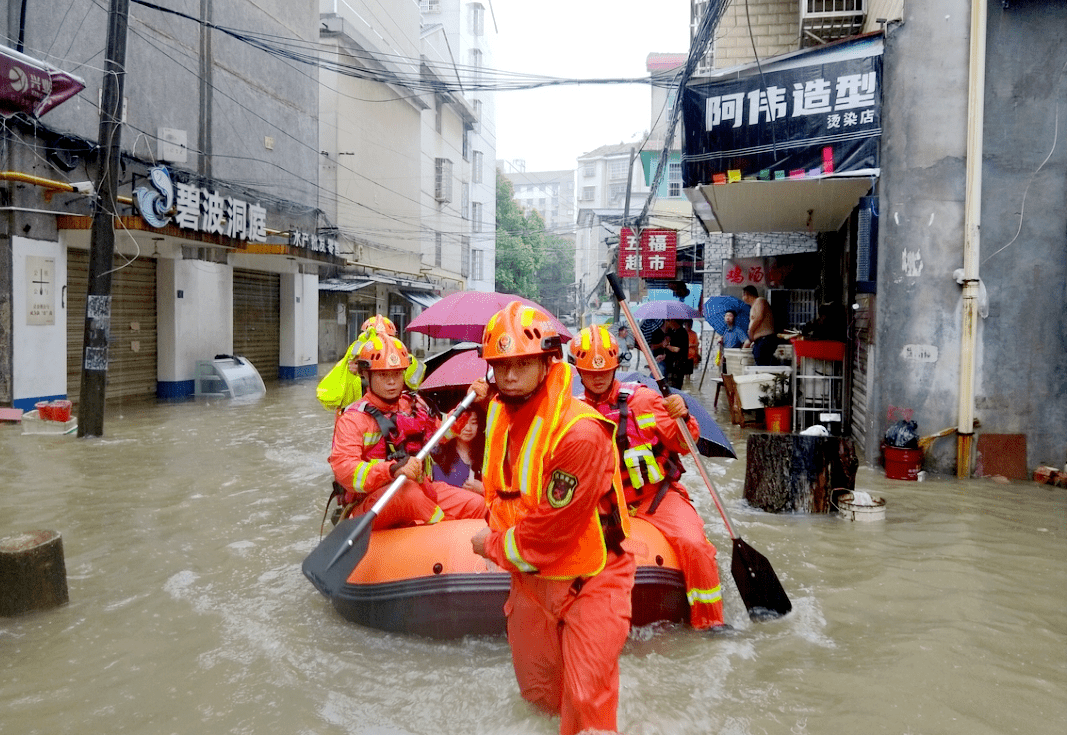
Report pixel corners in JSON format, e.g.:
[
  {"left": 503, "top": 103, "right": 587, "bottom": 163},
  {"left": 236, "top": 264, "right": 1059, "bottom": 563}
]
[
  {"left": 606, "top": 275, "right": 739, "bottom": 540},
  {"left": 323, "top": 388, "right": 478, "bottom": 572}
]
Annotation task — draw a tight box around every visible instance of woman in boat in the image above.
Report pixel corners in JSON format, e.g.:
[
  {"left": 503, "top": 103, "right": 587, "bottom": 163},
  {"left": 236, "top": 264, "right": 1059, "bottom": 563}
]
[{"left": 431, "top": 403, "right": 486, "bottom": 495}]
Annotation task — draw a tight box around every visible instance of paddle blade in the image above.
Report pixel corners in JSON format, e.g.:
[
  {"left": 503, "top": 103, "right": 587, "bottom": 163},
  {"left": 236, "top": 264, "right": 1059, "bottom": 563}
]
[
  {"left": 301, "top": 514, "right": 373, "bottom": 598},
  {"left": 730, "top": 537, "right": 792, "bottom": 621}
]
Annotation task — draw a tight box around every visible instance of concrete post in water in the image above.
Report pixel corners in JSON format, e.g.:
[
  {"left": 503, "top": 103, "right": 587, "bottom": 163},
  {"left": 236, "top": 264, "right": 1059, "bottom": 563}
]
[
  {"left": 0, "top": 530, "right": 69, "bottom": 616},
  {"left": 744, "top": 434, "right": 858, "bottom": 514}
]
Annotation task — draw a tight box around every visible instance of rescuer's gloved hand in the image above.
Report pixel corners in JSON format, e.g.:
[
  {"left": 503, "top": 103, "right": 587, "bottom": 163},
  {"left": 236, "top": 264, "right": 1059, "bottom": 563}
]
[
  {"left": 664, "top": 394, "right": 688, "bottom": 420},
  {"left": 391, "top": 456, "right": 423, "bottom": 482}
]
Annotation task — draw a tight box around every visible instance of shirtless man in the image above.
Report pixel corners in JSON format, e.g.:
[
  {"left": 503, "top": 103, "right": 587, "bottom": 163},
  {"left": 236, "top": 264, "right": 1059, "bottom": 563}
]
[{"left": 742, "top": 285, "right": 779, "bottom": 366}]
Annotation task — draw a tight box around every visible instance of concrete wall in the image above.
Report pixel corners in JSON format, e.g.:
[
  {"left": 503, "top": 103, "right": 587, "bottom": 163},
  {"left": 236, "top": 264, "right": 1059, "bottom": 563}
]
[
  {"left": 715, "top": 0, "right": 798, "bottom": 68},
  {"left": 157, "top": 259, "right": 233, "bottom": 396},
  {"left": 876, "top": 0, "right": 1067, "bottom": 472},
  {"left": 11, "top": 237, "right": 67, "bottom": 408}
]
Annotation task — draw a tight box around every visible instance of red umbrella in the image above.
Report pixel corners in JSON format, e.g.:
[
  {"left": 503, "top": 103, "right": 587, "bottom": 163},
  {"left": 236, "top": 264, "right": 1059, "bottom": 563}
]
[
  {"left": 420, "top": 349, "right": 489, "bottom": 391},
  {"left": 0, "top": 46, "right": 85, "bottom": 119},
  {"left": 407, "top": 291, "right": 572, "bottom": 342}
]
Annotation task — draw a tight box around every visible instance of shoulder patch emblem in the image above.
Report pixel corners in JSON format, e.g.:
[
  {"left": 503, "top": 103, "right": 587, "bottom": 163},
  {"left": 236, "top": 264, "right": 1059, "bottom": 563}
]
[{"left": 547, "top": 469, "right": 578, "bottom": 509}]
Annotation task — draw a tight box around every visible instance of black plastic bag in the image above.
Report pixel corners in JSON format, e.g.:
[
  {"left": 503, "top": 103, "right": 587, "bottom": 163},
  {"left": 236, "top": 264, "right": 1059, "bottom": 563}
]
[{"left": 885, "top": 419, "right": 919, "bottom": 449}]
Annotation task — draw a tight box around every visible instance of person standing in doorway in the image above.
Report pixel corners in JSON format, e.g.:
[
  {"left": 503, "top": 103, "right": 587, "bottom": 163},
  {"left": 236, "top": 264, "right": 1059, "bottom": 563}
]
[{"left": 742, "top": 285, "right": 780, "bottom": 366}]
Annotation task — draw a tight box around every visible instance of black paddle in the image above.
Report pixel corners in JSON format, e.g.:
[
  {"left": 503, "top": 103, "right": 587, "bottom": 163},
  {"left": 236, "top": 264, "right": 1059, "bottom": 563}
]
[
  {"left": 302, "top": 389, "right": 479, "bottom": 598},
  {"left": 606, "top": 274, "right": 791, "bottom": 620}
]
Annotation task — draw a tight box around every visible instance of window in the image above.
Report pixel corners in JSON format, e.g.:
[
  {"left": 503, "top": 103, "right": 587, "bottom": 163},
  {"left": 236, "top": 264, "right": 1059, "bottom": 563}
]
[
  {"left": 461, "top": 237, "right": 471, "bottom": 277},
  {"left": 609, "top": 182, "right": 628, "bottom": 201},
  {"left": 469, "top": 49, "right": 482, "bottom": 84},
  {"left": 461, "top": 182, "right": 469, "bottom": 219},
  {"left": 581, "top": 186, "right": 595, "bottom": 201},
  {"left": 434, "top": 232, "right": 442, "bottom": 267},
  {"left": 435, "top": 96, "right": 443, "bottom": 134},
  {"left": 472, "top": 248, "right": 484, "bottom": 281},
  {"left": 669, "top": 162, "right": 682, "bottom": 197},
  {"left": 472, "top": 151, "right": 483, "bottom": 183},
  {"left": 608, "top": 159, "right": 629, "bottom": 180},
  {"left": 421, "top": 1, "right": 441, "bottom": 12},
  {"left": 472, "top": 99, "right": 482, "bottom": 132},
  {"left": 470, "top": 3, "right": 484, "bottom": 35},
  {"left": 471, "top": 202, "right": 482, "bottom": 232},
  {"left": 435, "top": 158, "right": 453, "bottom": 203},
  {"left": 582, "top": 164, "right": 595, "bottom": 178}
]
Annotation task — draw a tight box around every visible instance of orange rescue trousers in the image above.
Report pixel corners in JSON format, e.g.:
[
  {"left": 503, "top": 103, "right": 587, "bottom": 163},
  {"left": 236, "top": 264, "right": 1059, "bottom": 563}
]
[
  {"left": 346, "top": 480, "right": 486, "bottom": 529},
  {"left": 505, "top": 550, "right": 636, "bottom": 735},
  {"left": 630, "top": 488, "right": 725, "bottom": 629}
]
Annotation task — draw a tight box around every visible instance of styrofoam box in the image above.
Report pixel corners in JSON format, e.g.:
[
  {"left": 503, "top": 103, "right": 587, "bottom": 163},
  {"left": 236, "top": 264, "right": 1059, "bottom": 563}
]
[
  {"left": 743, "top": 365, "right": 792, "bottom": 376},
  {"left": 733, "top": 373, "right": 777, "bottom": 410},
  {"left": 21, "top": 410, "right": 77, "bottom": 435}
]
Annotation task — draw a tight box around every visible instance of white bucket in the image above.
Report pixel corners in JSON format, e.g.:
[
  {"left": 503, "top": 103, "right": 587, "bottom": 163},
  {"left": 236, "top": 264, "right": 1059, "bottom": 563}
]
[{"left": 834, "top": 491, "right": 886, "bottom": 522}]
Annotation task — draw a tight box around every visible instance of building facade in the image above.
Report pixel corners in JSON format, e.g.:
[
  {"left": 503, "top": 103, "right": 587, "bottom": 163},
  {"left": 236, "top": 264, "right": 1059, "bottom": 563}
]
[{"left": 2, "top": 1, "right": 327, "bottom": 412}]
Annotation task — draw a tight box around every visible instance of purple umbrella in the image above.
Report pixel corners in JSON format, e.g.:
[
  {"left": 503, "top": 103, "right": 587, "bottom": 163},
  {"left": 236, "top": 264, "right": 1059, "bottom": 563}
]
[{"left": 632, "top": 300, "right": 702, "bottom": 321}]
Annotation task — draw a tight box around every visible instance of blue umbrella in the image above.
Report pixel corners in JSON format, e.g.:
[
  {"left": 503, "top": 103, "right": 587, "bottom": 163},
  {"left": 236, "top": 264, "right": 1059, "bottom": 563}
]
[
  {"left": 702, "top": 295, "right": 750, "bottom": 336},
  {"left": 633, "top": 300, "right": 702, "bottom": 321},
  {"left": 570, "top": 370, "right": 735, "bottom": 459}
]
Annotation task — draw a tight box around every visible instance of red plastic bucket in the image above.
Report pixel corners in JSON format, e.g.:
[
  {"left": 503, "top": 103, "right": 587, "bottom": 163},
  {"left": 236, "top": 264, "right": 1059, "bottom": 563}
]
[
  {"left": 49, "top": 400, "right": 72, "bottom": 422},
  {"left": 885, "top": 446, "right": 923, "bottom": 481}
]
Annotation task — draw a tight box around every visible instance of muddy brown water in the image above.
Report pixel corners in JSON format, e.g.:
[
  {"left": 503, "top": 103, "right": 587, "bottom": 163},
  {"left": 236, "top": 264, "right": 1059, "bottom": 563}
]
[{"left": 1, "top": 376, "right": 1064, "bottom": 734}]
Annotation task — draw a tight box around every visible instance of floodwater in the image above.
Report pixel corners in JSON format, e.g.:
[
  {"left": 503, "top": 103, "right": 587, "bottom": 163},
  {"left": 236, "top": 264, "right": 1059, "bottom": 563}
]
[{"left": 1, "top": 374, "right": 1064, "bottom": 735}]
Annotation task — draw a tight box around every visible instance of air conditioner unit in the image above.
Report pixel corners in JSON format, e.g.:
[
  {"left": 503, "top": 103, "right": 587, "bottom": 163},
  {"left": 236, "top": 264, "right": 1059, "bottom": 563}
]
[{"left": 800, "top": 0, "right": 866, "bottom": 47}]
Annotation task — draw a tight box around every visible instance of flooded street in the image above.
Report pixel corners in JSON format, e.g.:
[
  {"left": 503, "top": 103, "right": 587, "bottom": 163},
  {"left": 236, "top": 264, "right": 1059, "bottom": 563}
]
[{"left": 2, "top": 374, "right": 1064, "bottom": 735}]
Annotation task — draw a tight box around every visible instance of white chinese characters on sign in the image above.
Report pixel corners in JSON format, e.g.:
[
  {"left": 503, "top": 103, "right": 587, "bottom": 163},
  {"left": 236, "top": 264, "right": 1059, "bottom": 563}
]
[
  {"left": 135, "top": 166, "right": 267, "bottom": 243},
  {"left": 616, "top": 228, "right": 677, "bottom": 279},
  {"left": 705, "top": 71, "right": 878, "bottom": 130}
]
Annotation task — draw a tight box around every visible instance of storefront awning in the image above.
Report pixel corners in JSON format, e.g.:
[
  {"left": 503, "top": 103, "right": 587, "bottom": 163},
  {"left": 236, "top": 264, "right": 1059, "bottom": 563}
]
[
  {"left": 318, "top": 278, "right": 375, "bottom": 293},
  {"left": 686, "top": 174, "right": 876, "bottom": 234},
  {"left": 399, "top": 290, "right": 441, "bottom": 310}
]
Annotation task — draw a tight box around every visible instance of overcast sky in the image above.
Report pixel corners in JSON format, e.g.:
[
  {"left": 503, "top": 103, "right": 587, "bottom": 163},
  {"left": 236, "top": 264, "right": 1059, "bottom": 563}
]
[{"left": 490, "top": 0, "right": 692, "bottom": 172}]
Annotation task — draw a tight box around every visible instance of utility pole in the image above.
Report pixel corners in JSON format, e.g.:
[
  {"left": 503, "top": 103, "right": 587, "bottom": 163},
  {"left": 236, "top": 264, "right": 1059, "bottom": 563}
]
[
  {"left": 78, "top": 0, "right": 130, "bottom": 437},
  {"left": 616, "top": 146, "right": 637, "bottom": 324}
]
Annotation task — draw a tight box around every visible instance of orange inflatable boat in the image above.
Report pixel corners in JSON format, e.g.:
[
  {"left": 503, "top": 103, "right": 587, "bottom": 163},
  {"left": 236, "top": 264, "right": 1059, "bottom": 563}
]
[{"left": 324, "top": 517, "right": 689, "bottom": 638}]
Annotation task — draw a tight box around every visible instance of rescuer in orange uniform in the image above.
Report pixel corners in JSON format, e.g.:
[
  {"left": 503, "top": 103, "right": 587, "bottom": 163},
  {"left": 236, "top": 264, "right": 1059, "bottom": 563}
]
[
  {"left": 329, "top": 332, "right": 486, "bottom": 529},
  {"left": 570, "top": 325, "right": 726, "bottom": 631},
  {"left": 469, "top": 301, "right": 635, "bottom": 735}
]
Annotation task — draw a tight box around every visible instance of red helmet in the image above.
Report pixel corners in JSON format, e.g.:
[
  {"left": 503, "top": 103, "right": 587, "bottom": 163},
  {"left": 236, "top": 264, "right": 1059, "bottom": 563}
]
[
  {"left": 569, "top": 326, "right": 620, "bottom": 372},
  {"left": 360, "top": 314, "right": 397, "bottom": 337},
  {"left": 356, "top": 334, "right": 411, "bottom": 371},
  {"left": 480, "top": 300, "right": 562, "bottom": 362}
]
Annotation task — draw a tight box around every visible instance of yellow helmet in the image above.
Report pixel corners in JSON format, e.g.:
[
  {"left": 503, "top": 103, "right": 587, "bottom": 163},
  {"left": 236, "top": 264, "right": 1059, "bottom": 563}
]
[
  {"left": 569, "top": 326, "right": 620, "bottom": 372},
  {"left": 480, "top": 300, "right": 562, "bottom": 362}
]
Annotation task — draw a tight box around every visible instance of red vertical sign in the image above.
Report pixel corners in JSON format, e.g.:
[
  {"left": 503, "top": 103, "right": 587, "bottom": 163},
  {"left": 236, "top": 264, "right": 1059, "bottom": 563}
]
[
  {"left": 638, "top": 229, "right": 677, "bottom": 279},
  {"left": 617, "top": 227, "right": 639, "bottom": 277}
]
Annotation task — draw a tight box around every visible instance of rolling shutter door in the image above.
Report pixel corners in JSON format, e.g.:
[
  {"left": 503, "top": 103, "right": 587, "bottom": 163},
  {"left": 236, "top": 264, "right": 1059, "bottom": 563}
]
[
  {"left": 66, "top": 249, "right": 158, "bottom": 406},
  {"left": 850, "top": 294, "right": 873, "bottom": 451},
  {"left": 232, "top": 269, "right": 279, "bottom": 381}
]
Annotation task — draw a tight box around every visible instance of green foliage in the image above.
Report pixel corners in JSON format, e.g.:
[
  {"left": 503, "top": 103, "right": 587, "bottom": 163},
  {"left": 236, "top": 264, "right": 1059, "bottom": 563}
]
[
  {"left": 758, "top": 373, "right": 793, "bottom": 407},
  {"left": 494, "top": 173, "right": 574, "bottom": 317}
]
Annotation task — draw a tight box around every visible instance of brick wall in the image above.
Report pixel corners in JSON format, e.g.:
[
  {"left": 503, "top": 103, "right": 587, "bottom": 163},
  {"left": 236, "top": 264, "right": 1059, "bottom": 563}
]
[
  {"left": 700, "top": 232, "right": 817, "bottom": 296},
  {"left": 714, "top": 0, "right": 799, "bottom": 69}
]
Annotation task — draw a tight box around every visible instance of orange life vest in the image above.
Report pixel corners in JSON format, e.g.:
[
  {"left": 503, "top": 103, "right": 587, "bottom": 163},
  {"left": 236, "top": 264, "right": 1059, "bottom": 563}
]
[{"left": 482, "top": 361, "right": 629, "bottom": 580}]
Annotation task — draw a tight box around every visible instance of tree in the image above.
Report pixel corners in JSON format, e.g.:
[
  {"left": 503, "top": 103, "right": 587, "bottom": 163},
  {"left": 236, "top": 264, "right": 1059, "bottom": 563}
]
[{"left": 494, "top": 174, "right": 542, "bottom": 298}]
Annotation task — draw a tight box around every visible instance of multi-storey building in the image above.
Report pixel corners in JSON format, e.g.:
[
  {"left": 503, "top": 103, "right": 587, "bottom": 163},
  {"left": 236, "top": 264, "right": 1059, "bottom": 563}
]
[
  {"left": 1, "top": 0, "right": 328, "bottom": 412},
  {"left": 681, "top": 0, "right": 1066, "bottom": 475}
]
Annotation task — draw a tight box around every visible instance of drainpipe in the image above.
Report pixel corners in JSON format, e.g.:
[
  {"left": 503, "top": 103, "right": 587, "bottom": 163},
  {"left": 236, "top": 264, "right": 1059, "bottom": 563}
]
[{"left": 957, "top": 0, "right": 987, "bottom": 477}]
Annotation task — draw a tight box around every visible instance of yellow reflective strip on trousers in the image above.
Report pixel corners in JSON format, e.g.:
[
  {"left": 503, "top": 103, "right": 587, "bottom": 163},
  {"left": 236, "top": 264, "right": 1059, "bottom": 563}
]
[
  {"left": 504, "top": 527, "right": 538, "bottom": 572},
  {"left": 688, "top": 584, "right": 723, "bottom": 605}
]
